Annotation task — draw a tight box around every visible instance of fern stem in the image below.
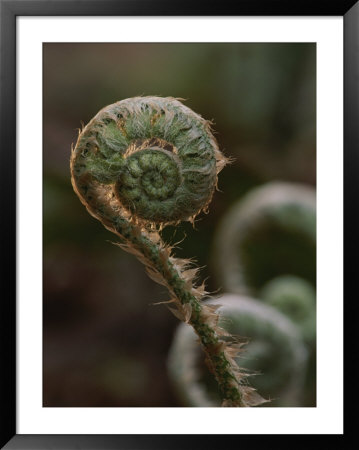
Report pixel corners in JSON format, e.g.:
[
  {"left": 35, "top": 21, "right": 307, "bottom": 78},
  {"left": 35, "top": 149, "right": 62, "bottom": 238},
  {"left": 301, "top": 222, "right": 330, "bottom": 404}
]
[{"left": 116, "top": 223, "right": 245, "bottom": 406}]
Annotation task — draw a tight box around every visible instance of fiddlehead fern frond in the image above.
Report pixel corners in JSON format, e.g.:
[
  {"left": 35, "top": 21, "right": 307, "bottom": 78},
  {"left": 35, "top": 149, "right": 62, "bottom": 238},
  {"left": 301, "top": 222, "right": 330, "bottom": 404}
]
[{"left": 70, "top": 96, "right": 263, "bottom": 407}]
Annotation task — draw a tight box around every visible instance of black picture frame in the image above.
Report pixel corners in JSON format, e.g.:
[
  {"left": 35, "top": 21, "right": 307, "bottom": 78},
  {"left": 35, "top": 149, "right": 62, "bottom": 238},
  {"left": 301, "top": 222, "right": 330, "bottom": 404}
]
[{"left": 1, "top": 1, "right": 356, "bottom": 448}]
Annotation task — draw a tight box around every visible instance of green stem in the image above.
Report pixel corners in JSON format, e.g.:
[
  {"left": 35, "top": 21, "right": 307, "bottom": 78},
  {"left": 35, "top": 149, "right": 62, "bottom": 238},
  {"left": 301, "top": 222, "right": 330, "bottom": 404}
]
[{"left": 115, "top": 218, "right": 245, "bottom": 406}]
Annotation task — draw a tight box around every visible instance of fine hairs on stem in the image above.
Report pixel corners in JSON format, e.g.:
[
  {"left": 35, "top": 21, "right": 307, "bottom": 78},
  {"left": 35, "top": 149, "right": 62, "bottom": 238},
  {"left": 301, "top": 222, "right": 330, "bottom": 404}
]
[
  {"left": 168, "top": 294, "right": 308, "bottom": 407},
  {"left": 70, "top": 96, "right": 265, "bottom": 407}
]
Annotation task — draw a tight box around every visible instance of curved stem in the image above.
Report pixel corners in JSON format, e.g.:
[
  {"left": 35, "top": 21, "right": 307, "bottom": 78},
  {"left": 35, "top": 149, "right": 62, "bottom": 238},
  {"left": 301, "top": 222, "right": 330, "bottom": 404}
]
[{"left": 113, "top": 218, "right": 246, "bottom": 406}]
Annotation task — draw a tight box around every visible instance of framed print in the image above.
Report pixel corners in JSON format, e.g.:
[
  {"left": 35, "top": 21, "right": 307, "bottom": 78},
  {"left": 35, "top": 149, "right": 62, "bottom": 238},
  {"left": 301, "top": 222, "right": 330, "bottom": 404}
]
[{"left": 1, "top": 0, "right": 356, "bottom": 448}]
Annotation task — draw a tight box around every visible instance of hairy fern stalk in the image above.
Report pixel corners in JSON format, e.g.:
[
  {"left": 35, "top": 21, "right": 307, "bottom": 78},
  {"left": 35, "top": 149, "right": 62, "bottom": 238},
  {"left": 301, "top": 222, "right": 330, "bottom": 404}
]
[{"left": 70, "top": 96, "right": 265, "bottom": 407}]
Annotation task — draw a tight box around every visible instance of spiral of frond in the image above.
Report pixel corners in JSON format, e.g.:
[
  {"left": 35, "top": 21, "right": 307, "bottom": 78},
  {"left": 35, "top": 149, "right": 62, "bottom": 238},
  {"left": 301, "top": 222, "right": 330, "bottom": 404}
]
[{"left": 71, "top": 96, "right": 226, "bottom": 226}]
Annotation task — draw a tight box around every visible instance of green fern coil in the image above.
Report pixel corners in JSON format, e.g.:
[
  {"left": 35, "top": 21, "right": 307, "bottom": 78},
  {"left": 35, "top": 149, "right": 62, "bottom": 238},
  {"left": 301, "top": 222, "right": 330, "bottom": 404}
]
[
  {"left": 71, "top": 97, "right": 263, "bottom": 407},
  {"left": 212, "top": 182, "right": 316, "bottom": 296},
  {"left": 71, "top": 96, "right": 224, "bottom": 226}
]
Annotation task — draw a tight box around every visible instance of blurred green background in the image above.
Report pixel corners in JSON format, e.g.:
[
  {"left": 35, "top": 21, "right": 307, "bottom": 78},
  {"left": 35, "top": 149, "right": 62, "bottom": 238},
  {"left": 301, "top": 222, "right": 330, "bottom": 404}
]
[{"left": 43, "top": 43, "right": 316, "bottom": 407}]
